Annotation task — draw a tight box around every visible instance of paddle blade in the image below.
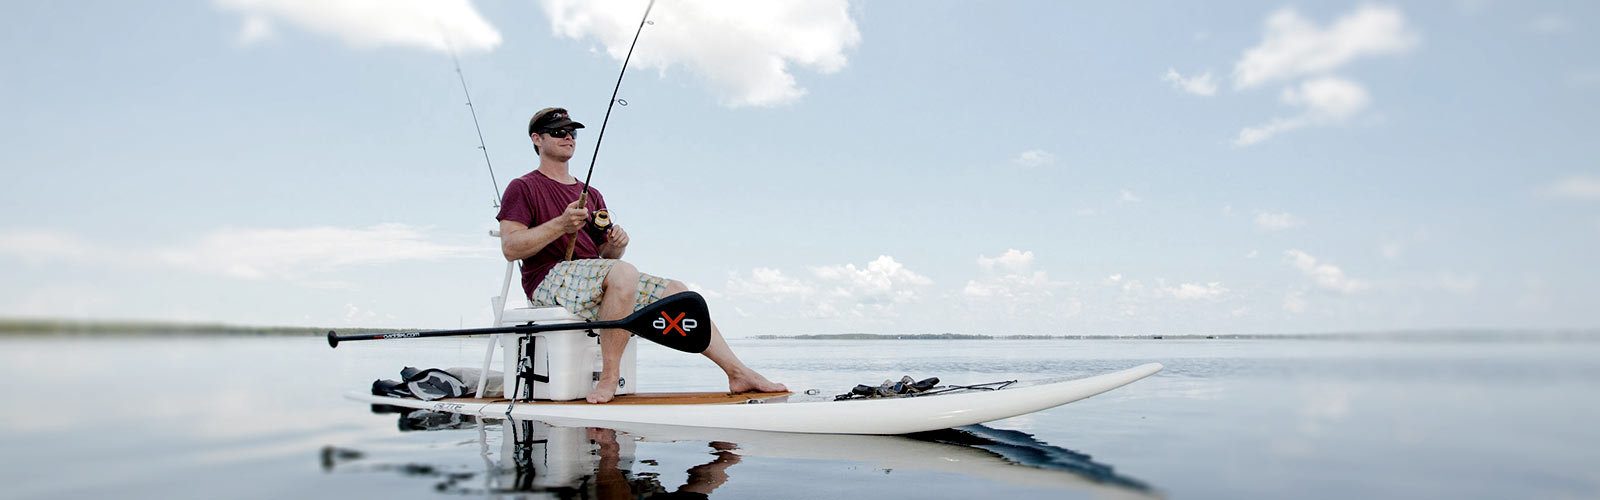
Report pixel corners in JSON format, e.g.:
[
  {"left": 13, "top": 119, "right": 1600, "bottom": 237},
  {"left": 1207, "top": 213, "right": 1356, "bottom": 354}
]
[{"left": 620, "top": 291, "right": 712, "bottom": 353}]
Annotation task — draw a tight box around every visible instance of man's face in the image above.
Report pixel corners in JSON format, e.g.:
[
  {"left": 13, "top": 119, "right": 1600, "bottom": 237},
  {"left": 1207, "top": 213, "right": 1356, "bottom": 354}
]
[{"left": 535, "top": 128, "right": 578, "bottom": 161}]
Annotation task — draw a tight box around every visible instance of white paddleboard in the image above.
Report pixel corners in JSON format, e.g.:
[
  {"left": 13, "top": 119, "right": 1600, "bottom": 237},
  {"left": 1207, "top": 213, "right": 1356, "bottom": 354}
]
[{"left": 347, "top": 362, "right": 1163, "bottom": 435}]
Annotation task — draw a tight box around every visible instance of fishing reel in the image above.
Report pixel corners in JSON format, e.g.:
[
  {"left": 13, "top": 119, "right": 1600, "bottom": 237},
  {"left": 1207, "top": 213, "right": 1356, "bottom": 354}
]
[{"left": 584, "top": 209, "right": 613, "bottom": 245}]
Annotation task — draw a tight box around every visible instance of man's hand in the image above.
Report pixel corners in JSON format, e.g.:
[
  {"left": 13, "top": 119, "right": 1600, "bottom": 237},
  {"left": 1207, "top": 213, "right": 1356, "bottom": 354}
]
[
  {"left": 558, "top": 199, "right": 588, "bottom": 234},
  {"left": 605, "top": 225, "right": 629, "bottom": 249},
  {"left": 599, "top": 225, "right": 629, "bottom": 259}
]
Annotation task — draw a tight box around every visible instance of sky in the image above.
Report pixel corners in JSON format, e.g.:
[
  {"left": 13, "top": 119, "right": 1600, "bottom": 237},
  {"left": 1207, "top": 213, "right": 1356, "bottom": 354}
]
[{"left": 1, "top": 1, "right": 1597, "bottom": 336}]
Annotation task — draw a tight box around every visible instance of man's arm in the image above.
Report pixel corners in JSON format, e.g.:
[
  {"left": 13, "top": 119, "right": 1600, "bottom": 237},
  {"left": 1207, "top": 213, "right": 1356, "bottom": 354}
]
[{"left": 501, "top": 199, "right": 588, "bottom": 261}]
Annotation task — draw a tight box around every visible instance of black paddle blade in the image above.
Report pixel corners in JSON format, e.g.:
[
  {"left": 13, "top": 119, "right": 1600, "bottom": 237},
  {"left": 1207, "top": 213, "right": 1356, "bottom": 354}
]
[{"left": 620, "top": 291, "right": 712, "bottom": 353}]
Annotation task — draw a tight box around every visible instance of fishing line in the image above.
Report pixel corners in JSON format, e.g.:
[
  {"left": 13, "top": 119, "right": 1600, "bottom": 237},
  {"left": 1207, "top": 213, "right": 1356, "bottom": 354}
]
[
  {"left": 449, "top": 50, "right": 502, "bottom": 208},
  {"left": 563, "top": 0, "right": 656, "bottom": 260}
]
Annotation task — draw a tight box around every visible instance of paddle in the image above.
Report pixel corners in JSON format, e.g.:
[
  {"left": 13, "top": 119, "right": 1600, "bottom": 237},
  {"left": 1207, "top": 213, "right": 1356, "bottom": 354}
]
[{"left": 326, "top": 291, "right": 712, "bottom": 353}]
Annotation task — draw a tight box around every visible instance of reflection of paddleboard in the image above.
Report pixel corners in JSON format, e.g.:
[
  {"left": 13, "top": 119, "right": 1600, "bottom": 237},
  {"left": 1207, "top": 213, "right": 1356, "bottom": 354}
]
[
  {"left": 335, "top": 413, "right": 1161, "bottom": 497},
  {"left": 569, "top": 421, "right": 1161, "bottom": 497},
  {"left": 346, "top": 363, "right": 1162, "bottom": 435}
]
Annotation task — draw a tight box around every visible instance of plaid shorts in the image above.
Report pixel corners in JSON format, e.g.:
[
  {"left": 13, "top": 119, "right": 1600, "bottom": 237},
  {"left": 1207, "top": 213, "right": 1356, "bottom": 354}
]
[{"left": 530, "top": 259, "right": 672, "bottom": 321}]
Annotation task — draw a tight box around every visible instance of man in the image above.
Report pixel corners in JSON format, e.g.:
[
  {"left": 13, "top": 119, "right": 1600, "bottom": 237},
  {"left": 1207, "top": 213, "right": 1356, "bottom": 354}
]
[{"left": 496, "top": 107, "right": 787, "bottom": 403}]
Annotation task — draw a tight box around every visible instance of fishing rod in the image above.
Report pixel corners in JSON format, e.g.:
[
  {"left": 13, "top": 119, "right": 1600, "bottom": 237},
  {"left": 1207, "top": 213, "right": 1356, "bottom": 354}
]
[
  {"left": 563, "top": 0, "right": 656, "bottom": 261},
  {"left": 449, "top": 50, "right": 502, "bottom": 208}
]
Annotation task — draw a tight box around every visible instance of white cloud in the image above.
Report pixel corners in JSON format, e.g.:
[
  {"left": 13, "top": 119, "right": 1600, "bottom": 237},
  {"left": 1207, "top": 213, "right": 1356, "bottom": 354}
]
[
  {"left": 1285, "top": 249, "right": 1366, "bottom": 293},
  {"left": 0, "top": 230, "right": 99, "bottom": 265},
  {"left": 1544, "top": 174, "right": 1600, "bottom": 200},
  {"left": 1161, "top": 281, "right": 1229, "bottom": 300},
  {"left": 812, "top": 255, "right": 932, "bottom": 304},
  {"left": 807, "top": 301, "right": 845, "bottom": 319},
  {"left": 962, "top": 271, "right": 1057, "bottom": 300},
  {"left": 237, "top": 15, "right": 273, "bottom": 44},
  {"left": 964, "top": 250, "right": 1064, "bottom": 312},
  {"left": 1122, "top": 280, "right": 1144, "bottom": 293},
  {"left": 1380, "top": 242, "right": 1405, "bottom": 261},
  {"left": 344, "top": 303, "right": 378, "bottom": 324},
  {"left": 538, "top": 0, "right": 860, "bottom": 107},
  {"left": 725, "top": 256, "right": 929, "bottom": 320},
  {"left": 1246, "top": 250, "right": 1259, "bottom": 259},
  {"left": 725, "top": 267, "right": 814, "bottom": 302},
  {"left": 1107, "top": 276, "right": 1231, "bottom": 318},
  {"left": 1235, "top": 117, "right": 1305, "bottom": 147},
  {"left": 1527, "top": 14, "right": 1572, "bottom": 34},
  {"left": 157, "top": 224, "right": 480, "bottom": 286},
  {"left": 2, "top": 225, "right": 485, "bottom": 289},
  {"left": 1174, "top": 6, "right": 1411, "bottom": 146},
  {"left": 216, "top": 0, "right": 502, "bottom": 53},
  {"left": 684, "top": 281, "right": 722, "bottom": 300},
  {"left": 977, "top": 249, "right": 1034, "bottom": 274},
  {"left": 1163, "top": 68, "right": 1218, "bottom": 96},
  {"left": 1234, "top": 76, "right": 1371, "bottom": 146},
  {"left": 1013, "top": 149, "right": 1056, "bottom": 168},
  {"left": 1255, "top": 211, "right": 1304, "bottom": 230},
  {"left": 1232, "top": 5, "right": 1418, "bottom": 89},
  {"left": 1119, "top": 189, "right": 1142, "bottom": 203},
  {"left": 1283, "top": 290, "right": 1308, "bottom": 313},
  {"left": 1283, "top": 76, "right": 1371, "bottom": 118},
  {"left": 1115, "top": 279, "right": 1147, "bottom": 317}
]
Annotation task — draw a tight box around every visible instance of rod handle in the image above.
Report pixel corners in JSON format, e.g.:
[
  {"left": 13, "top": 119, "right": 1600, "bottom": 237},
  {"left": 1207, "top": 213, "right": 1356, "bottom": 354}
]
[{"left": 563, "top": 192, "right": 589, "bottom": 261}]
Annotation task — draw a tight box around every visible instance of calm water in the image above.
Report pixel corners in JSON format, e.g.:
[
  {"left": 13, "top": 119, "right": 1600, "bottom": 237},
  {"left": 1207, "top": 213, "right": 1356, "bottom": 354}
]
[{"left": 0, "top": 336, "right": 1595, "bottom": 499}]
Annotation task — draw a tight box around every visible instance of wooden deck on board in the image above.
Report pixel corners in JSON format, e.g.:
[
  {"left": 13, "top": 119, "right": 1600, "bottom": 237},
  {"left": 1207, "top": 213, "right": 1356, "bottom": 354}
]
[{"left": 443, "top": 391, "right": 793, "bottom": 406}]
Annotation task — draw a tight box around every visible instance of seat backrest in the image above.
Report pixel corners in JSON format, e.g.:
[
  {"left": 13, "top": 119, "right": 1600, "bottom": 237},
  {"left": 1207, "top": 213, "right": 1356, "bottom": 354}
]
[
  {"left": 491, "top": 232, "right": 582, "bottom": 326},
  {"left": 491, "top": 229, "right": 528, "bottom": 327}
]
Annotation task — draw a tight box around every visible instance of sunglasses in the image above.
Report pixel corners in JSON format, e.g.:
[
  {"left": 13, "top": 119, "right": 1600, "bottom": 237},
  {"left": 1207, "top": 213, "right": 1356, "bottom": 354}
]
[{"left": 542, "top": 128, "right": 577, "bottom": 139}]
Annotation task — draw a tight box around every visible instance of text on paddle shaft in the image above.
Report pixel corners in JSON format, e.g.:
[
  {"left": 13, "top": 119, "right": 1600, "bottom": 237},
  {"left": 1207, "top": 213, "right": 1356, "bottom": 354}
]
[
  {"left": 653, "top": 311, "right": 697, "bottom": 336},
  {"left": 382, "top": 332, "right": 421, "bottom": 340}
]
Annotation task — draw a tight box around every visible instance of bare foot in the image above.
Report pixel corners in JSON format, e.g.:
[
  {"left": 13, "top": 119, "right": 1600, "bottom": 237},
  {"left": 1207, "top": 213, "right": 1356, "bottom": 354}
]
[
  {"left": 728, "top": 370, "right": 787, "bottom": 394},
  {"left": 587, "top": 375, "right": 620, "bottom": 403}
]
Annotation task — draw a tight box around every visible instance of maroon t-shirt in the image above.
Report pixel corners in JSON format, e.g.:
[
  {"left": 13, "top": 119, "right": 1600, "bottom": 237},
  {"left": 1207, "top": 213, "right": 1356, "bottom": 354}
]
[{"left": 496, "top": 170, "right": 609, "bottom": 299}]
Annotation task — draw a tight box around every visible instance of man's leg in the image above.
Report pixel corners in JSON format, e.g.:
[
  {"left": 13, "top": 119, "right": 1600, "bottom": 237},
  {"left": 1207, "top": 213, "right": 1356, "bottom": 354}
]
[
  {"left": 587, "top": 260, "right": 640, "bottom": 403},
  {"left": 586, "top": 263, "right": 787, "bottom": 402},
  {"left": 660, "top": 280, "right": 787, "bottom": 394}
]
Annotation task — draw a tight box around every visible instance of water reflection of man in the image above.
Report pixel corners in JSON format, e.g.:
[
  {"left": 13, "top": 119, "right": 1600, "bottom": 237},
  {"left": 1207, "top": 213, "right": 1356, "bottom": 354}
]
[{"left": 588, "top": 427, "right": 740, "bottom": 499}]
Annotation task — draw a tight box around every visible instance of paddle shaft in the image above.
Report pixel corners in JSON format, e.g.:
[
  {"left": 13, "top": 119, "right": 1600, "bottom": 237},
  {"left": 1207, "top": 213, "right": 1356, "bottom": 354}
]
[{"left": 327, "top": 318, "right": 623, "bottom": 348}]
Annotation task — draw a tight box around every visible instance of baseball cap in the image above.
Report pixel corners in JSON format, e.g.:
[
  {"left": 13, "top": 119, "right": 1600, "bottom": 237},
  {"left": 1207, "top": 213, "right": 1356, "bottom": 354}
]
[{"left": 528, "top": 107, "right": 587, "bottom": 135}]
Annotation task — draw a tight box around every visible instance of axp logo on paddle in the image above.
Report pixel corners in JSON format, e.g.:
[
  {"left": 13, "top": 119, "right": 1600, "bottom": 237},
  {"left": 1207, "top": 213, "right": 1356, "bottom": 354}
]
[{"left": 652, "top": 311, "right": 697, "bottom": 336}]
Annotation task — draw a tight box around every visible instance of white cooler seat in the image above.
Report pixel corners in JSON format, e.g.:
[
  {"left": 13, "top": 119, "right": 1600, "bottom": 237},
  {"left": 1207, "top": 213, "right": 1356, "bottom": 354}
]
[{"left": 498, "top": 306, "right": 637, "bottom": 401}]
